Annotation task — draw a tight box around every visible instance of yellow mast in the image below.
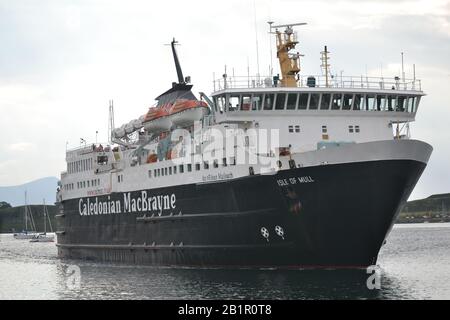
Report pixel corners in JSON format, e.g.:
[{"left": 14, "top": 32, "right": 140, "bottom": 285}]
[{"left": 272, "top": 22, "right": 306, "bottom": 87}]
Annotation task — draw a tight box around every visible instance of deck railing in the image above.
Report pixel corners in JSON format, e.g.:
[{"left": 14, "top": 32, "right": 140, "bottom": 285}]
[{"left": 213, "top": 75, "right": 422, "bottom": 92}]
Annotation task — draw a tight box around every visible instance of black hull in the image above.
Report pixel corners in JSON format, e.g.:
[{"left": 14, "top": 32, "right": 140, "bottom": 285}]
[{"left": 57, "top": 159, "right": 426, "bottom": 268}]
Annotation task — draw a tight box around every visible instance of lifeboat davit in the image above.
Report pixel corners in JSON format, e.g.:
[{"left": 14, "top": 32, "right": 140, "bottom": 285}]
[
  {"left": 143, "top": 107, "right": 172, "bottom": 133},
  {"left": 169, "top": 99, "right": 209, "bottom": 127}
]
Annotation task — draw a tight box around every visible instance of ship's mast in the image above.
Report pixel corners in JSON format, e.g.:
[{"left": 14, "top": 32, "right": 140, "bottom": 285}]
[
  {"left": 171, "top": 38, "right": 185, "bottom": 84},
  {"left": 272, "top": 22, "right": 306, "bottom": 87},
  {"left": 320, "top": 46, "right": 331, "bottom": 87}
]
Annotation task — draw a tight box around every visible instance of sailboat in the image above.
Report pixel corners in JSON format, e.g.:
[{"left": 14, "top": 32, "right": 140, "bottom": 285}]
[
  {"left": 13, "top": 192, "right": 38, "bottom": 240},
  {"left": 30, "top": 200, "right": 54, "bottom": 243}
]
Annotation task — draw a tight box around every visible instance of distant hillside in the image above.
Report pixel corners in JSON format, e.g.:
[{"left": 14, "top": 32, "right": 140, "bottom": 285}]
[
  {"left": 0, "top": 205, "right": 57, "bottom": 233},
  {"left": 0, "top": 177, "right": 58, "bottom": 206},
  {"left": 397, "top": 193, "right": 450, "bottom": 223}
]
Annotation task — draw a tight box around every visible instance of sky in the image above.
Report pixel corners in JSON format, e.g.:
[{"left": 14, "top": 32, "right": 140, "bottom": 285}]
[{"left": 0, "top": 0, "right": 449, "bottom": 200}]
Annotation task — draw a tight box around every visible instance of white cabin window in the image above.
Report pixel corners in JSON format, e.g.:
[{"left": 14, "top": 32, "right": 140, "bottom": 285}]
[
  {"left": 322, "top": 126, "right": 328, "bottom": 133},
  {"left": 295, "top": 125, "right": 300, "bottom": 133},
  {"left": 288, "top": 125, "right": 294, "bottom": 133},
  {"left": 187, "top": 164, "right": 192, "bottom": 172},
  {"left": 179, "top": 165, "right": 184, "bottom": 173},
  {"left": 349, "top": 125, "right": 354, "bottom": 133},
  {"left": 173, "top": 166, "right": 177, "bottom": 174},
  {"left": 169, "top": 167, "right": 172, "bottom": 175},
  {"left": 148, "top": 170, "right": 152, "bottom": 178},
  {"left": 204, "top": 162, "right": 209, "bottom": 170},
  {"left": 355, "top": 125, "right": 360, "bottom": 133}
]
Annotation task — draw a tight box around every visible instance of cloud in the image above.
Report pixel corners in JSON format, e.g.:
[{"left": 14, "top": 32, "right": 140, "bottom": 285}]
[{"left": 7, "top": 142, "right": 35, "bottom": 152}]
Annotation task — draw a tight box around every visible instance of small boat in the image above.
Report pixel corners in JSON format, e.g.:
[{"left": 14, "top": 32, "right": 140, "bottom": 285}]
[
  {"left": 143, "top": 107, "right": 172, "bottom": 132},
  {"left": 170, "top": 99, "right": 209, "bottom": 126},
  {"left": 30, "top": 200, "right": 54, "bottom": 243},
  {"left": 14, "top": 192, "right": 38, "bottom": 240}
]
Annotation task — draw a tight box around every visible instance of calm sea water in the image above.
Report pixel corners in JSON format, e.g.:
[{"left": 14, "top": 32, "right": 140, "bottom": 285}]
[{"left": 0, "top": 223, "right": 449, "bottom": 300}]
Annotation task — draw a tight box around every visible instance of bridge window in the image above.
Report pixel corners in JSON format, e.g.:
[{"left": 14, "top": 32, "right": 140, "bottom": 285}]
[
  {"left": 376, "top": 95, "right": 386, "bottom": 111},
  {"left": 387, "top": 95, "right": 396, "bottom": 111},
  {"left": 252, "top": 94, "right": 263, "bottom": 110},
  {"left": 228, "top": 95, "right": 240, "bottom": 112},
  {"left": 298, "top": 94, "right": 309, "bottom": 109},
  {"left": 364, "top": 95, "right": 376, "bottom": 111},
  {"left": 343, "top": 94, "right": 353, "bottom": 110},
  {"left": 397, "top": 96, "right": 407, "bottom": 112},
  {"left": 215, "top": 95, "right": 225, "bottom": 113},
  {"left": 275, "top": 93, "right": 286, "bottom": 110},
  {"left": 320, "top": 94, "right": 331, "bottom": 110},
  {"left": 309, "top": 94, "right": 320, "bottom": 110},
  {"left": 263, "top": 94, "right": 275, "bottom": 110},
  {"left": 322, "top": 126, "right": 328, "bottom": 133},
  {"left": 331, "top": 93, "right": 342, "bottom": 110},
  {"left": 353, "top": 94, "right": 362, "bottom": 110},
  {"left": 414, "top": 96, "right": 421, "bottom": 112},
  {"left": 241, "top": 95, "right": 252, "bottom": 111},
  {"left": 286, "top": 93, "right": 298, "bottom": 110},
  {"left": 407, "top": 97, "right": 415, "bottom": 112}
]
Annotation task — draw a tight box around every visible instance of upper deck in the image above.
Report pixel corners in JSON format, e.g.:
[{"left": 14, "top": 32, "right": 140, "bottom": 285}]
[{"left": 212, "top": 74, "right": 422, "bottom": 95}]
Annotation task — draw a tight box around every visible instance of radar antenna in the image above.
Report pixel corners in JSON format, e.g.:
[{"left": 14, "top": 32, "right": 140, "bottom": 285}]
[{"left": 270, "top": 22, "right": 307, "bottom": 87}]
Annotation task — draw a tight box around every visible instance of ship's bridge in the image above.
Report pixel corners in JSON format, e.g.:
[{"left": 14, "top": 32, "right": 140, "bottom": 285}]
[
  {"left": 211, "top": 74, "right": 423, "bottom": 119},
  {"left": 210, "top": 74, "right": 424, "bottom": 152}
]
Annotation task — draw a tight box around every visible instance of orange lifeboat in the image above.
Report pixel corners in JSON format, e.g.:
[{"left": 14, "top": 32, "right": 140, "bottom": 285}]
[
  {"left": 142, "top": 107, "right": 173, "bottom": 133},
  {"left": 169, "top": 99, "right": 209, "bottom": 127}
]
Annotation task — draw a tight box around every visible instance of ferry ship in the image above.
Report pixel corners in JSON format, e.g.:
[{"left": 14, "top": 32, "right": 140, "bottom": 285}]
[{"left": 55, "top": 23, "right": 432, "bottom": 267}]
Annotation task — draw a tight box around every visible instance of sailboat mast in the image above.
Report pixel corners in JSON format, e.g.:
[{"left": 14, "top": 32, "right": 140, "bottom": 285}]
[
  {"left": 43, "top": 199, "right": 46, "bottom": 234},
  {"left": 24, "top": 191, "right": 28, "bottom": 231}
]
